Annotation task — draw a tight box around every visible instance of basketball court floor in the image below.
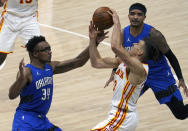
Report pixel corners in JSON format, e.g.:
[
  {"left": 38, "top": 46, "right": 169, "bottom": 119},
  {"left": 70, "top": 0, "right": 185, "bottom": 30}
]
[{"left": 0, "top": 0, "right": 188, "bottom": 130}]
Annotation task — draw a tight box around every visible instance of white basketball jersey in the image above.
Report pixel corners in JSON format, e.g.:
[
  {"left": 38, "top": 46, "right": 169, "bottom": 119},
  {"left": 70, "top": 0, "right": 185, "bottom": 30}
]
[
  {"left": 112, "top": 63, "right": 149, "bottom": 112},
  {"left": 3, "top": 0, "right": 38, "bottom": 17}
]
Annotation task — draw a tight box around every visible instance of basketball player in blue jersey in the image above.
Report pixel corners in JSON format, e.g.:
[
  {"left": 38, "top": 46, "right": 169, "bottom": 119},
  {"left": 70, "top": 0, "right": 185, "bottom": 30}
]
[
  {"left": 105, "top": 3, "right": 188, "bottom": 120},
  {"left": 8, "top": 34, "right": 107, "bottom": 130}
]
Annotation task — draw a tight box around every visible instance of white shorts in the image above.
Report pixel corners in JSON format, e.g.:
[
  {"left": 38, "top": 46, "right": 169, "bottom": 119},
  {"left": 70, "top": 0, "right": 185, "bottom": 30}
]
[
  {"left": 0, "top": 12, "right": 40, "bottom": 53},
  {"left": 91, "top": 110, "right": 138, "bottom": 131}
]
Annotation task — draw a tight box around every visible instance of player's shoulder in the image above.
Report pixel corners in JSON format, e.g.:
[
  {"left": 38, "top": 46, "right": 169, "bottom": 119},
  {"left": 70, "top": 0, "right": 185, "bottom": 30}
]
[
  {"left": 47, "top": 61, "right": 58, "bottom": 72},
  {"left": 149, "top": 27, "right": 164, "bottom": 38},
  {"left": 25, "top": 67, "right": 32, "bottom": 81},
  {"left": 16, "top": 66, "right": 32, "bottom": 83},
  {"left": 123, "top": 25, "right": 130, "bottom": 30},
  {"left": 144, "top": 23, "right": 153, "bottom": 28}
]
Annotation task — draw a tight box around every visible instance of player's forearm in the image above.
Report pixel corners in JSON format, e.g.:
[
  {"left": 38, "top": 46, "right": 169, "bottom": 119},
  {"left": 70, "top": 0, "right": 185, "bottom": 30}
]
[
  {"left": 53, "top": 46, "right": 90, "bottom": 74},
  {"left": 89, "top": 38, "right": 102, "bottom": 68},
  {"left": 9, "top": 77, "right": 26, "bottom": 100},
  {"left": 75, "top": 46, "right": 90, "bottom": 67},
  {"left": 165, "top": 49, "right": 183, "bottom": 80},
  {"left": 111, "top": 21, "right": 122, "bottom": 50},
  {"left": 111, "top": 22, "right": 131, "bottom": 64}
]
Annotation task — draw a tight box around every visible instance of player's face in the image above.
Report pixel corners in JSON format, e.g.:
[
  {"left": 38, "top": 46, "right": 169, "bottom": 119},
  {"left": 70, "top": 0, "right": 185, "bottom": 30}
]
[
  {"left": 34, "top": 41, "right": 52, "bottom": 63},
  {"left": 129, "top": 40, "right": 145, "bottom": 56},
  {"left": 128, "top": 9, "right": 146, "bottom": 27}
]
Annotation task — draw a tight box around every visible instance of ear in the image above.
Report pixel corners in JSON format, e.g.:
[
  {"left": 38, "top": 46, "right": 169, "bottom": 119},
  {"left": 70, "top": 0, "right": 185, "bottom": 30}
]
[
  {"left": 32, "top": 51, "right": 38, "bottom": 57},
  {"left": 128, "top": 14, "right": 130, "bottom": 18},
  {"left": 143, "top": 15, "right": 146, "bottom": 21}
]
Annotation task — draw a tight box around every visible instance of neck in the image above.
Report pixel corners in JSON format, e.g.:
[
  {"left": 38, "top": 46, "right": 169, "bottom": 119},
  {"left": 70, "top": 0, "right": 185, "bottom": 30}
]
[
  {"left": 130, "top": 23, "right": 144, "bottom": 37},
  {"left": 31, "top": 59, "right": 45, "bottom": 70}
]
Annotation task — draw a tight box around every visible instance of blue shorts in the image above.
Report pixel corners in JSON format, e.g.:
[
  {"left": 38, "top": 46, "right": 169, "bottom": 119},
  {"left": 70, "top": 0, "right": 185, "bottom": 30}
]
[
  {"left": 143, "top": 79, "right": 183, "bottom": 104},
  {"left": 12, "top": 110, "right": 62, "bottom": 131}
]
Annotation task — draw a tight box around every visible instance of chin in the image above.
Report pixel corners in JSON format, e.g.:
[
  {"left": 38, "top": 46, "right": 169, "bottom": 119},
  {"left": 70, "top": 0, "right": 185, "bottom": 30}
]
[
  {"left": 131, "top": 24, "right": 140, "bottom": 28},
  {"left": 43, "top": 60, "right": 51, "bottom": 64}
]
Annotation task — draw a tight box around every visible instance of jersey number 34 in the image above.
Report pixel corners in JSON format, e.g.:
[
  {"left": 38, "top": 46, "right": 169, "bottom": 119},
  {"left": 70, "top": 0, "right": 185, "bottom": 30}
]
[
  {"left": 20, "top": 0, "right": 33, "bottom": 4},
  {"left": 41, "top": 88, "right": 50, "bottom": 101}
]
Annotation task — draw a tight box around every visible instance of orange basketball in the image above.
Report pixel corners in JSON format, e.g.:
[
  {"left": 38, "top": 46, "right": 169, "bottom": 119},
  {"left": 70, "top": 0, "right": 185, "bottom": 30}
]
[{"left": 92, "top": 7, "right": 114, "bottom": 30}]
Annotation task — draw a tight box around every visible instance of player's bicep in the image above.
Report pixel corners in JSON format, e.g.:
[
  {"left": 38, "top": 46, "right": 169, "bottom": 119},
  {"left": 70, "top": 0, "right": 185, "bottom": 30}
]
[
  {"left": 17, "top": 68, "right": 31, "bottom": 85},
  {"left": 50, "top": 61, "right": 69, "bottom": 74},
  {"left": 103, "top": 57, "right": 119, "bottom": 68},
  {"left": 51, "top": 59, "right": 81, "bottom": 74},
  {"left": 150, "top": 28, "right": 170, "bottom": 54}
]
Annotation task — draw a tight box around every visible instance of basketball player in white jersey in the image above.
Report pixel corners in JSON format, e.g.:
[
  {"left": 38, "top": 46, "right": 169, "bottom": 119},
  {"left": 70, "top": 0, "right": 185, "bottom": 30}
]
[
  {"left": 89, "top": 9, "right": 161, "bottom": 131},
  {"left": 0, "top": 0, "right": 40, "bottom": 69}
]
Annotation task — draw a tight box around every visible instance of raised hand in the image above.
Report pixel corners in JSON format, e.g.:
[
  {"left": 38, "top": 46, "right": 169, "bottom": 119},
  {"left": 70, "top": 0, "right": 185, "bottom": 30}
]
[
  {"left": 96, "top": 31, "right": 109, "bottom": 45},
  {"left": 89, "top": 21, "right": 109, "bottom": 45},
  {"left": 107, "top": 8, "right": 120, "bottom": 25},
  {"left": 178, "top": 79, "right": 188, "bottom": 97},
  {"left": 104, "top": 73, "right": 114, "bottom": 88},
  {"left": 19, "top": 58, "right": 26, "bottom": 79},
  {"left": 89, "top": 21, "right": 99, "bottom": 40}
]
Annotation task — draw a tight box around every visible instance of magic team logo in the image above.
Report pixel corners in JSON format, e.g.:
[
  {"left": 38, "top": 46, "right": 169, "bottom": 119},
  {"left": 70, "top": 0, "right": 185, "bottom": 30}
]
[{"left": 35, "top": 77, "right": 53, "bottom": 89}]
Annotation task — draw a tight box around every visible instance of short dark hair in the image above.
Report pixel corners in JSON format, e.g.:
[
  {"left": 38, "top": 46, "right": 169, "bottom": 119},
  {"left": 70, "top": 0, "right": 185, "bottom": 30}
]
[
  {"left": 26, "top": 35, "right": 46, "bottom": 53},
  {"left": 143, "top": 37, "right": 162, "bottom": 62},
  {"left": 129, "top": 3, "right": 147, "bottom": 15}
]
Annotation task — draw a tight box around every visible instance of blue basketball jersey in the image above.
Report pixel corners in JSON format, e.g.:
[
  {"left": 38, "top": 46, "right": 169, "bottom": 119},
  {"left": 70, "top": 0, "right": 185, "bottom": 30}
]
[
  {"left": 123, "top": 23, "right": 152, "bottom": 49},
  {"left": 16, "top": 64, "right": 53, "bottom": 116},
  {"left": 123, "top": 24, "right": 175, "bottom": 90}
]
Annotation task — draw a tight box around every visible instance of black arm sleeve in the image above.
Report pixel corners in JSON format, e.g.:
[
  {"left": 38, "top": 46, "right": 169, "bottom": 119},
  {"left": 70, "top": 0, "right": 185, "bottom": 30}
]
[{"left": 165, "top": 49, "right": 183, "bottom": 80}]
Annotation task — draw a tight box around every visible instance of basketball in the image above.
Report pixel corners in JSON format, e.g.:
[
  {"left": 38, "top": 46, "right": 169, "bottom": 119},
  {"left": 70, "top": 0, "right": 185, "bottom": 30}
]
[{"left": 92, "top": 7, "right": 114, "bottom": 30}]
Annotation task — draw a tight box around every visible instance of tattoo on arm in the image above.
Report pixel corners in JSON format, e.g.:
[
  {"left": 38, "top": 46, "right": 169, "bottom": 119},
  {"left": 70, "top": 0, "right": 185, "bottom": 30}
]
[
  {"left": 149, "top": 28, "right": 170, "bottom": 54},
  {"left": 150, "top": 28, "right": 184, "bottom": 80},
  {"left": 53, "top": 46, "right": 90, "bottom": 74}
]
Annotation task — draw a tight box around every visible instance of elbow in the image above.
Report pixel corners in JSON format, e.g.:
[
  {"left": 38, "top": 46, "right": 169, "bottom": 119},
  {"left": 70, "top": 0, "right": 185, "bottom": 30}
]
[
  {"left": 8, "top": 91, "right": 17, "bottom": 100},
  {"left": 91, "top": 63, "right": 99, "bottom": 68},
  {"left": 90, "top": 60, "right": 98, "bottom": 68},
  {"left": 8, "top": 94, "right": 15, "bottom": 100},
  {"left": 90, "top": 59, "right": 103, "bottom": 69},
  {"left": 111, "top": 44, "right": 119, "bottom": 54}
]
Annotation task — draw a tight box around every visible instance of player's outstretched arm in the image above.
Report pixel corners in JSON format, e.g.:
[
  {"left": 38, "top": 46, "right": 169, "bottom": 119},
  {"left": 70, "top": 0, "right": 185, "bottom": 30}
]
[
  {"left": 9, "top": 59, "right": 32, "bottom": 100},
  {"left": 51, "top": 46, "right": 90, "bottom": 74},
  {"left": 89, "top": 21, "right": 119, "bottom": 69},
  {"left": 150, "top": 28, "right": 188, "bottom": 96},
  {"left": 51, "top": 21, "right": 109, "bottom": 74}
]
